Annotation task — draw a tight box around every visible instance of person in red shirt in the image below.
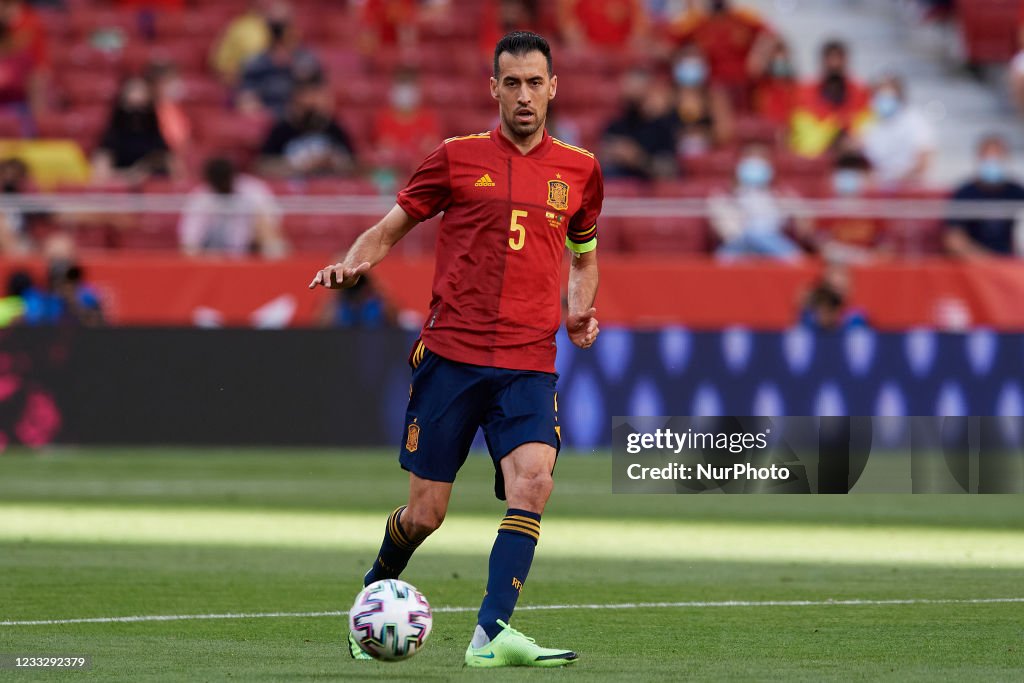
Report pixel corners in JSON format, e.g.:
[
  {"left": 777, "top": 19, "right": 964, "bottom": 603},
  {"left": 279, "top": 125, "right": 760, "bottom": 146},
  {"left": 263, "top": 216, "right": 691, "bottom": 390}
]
[
  {"left": 371, "top": 68, "right": 441, "bottom": 174},
  {"left": 669, "top": 0, "right": 771, "bottom": 105},
  {"left": 749, "top": 34, "right": 799, "bottom": 127},
  {"left": 789, "top": 39, "right": 871, "bottom": 158},
  {"left": 558, "top": 0, "right": 648, "bottom": 50},
  {"left": 310, "top": 31, "right": 601, "bottom": 668},
  {"left": 0, "top": 0, "right": 48, "bottom": 127}
]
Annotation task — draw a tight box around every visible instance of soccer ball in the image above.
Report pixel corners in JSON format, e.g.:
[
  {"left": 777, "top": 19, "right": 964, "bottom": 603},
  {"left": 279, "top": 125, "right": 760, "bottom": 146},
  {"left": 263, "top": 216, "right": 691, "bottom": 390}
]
[{"left": 348, "top": 579, "right": 433, "bottom": 661}]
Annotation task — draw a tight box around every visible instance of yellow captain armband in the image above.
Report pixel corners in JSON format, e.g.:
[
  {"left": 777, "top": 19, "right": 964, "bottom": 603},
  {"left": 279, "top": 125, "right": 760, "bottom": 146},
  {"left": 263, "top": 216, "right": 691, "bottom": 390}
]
[{"left": 566, "top": 236, "right": 597, "bottom": 254}]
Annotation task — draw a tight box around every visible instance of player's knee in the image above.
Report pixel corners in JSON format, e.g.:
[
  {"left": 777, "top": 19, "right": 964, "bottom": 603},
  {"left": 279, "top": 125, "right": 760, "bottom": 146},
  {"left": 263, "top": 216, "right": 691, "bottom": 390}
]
[
  {"left": 508, "top": 470, "right": 553, "bottom": 509},
  {"left": 402, "top": 505, "right": 446, "bottom": 540}
]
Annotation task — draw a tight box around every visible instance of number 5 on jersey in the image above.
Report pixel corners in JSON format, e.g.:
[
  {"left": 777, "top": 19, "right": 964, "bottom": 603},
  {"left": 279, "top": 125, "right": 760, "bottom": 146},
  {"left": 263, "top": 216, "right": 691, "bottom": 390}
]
[{"left": 509, "top": 210, "right": 528, "bottom": 251}]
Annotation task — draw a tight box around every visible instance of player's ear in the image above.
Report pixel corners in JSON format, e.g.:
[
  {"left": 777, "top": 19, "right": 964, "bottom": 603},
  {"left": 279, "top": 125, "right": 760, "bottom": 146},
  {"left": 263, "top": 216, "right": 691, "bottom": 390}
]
[
  {"left": 490, "top": 76, "right": 499, "bottom": 100},
  {"left": 549, "top": 74, "right": 557, "bottom": 100}
]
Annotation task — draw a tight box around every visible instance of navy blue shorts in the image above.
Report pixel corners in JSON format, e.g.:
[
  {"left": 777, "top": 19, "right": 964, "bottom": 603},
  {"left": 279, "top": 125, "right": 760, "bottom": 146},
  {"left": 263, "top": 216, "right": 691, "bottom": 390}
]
[{"left": 398, "top": 340, "right": 560, "bottom": 500}]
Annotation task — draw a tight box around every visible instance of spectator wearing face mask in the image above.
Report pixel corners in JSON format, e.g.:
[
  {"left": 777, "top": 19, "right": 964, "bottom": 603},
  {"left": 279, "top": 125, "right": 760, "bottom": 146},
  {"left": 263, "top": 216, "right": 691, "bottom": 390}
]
[
  {"left": 710, "top": 144, "right": 808, "bottom": 260},
  {"left": 92, "top": 76, "right": 175, "bottom": 185},
  {"left": 789, "top": 39, "right": 871, "bottom": 158},
  {"left": 671, "top": 42, "right": 734, "bottom": 159},
  {"left": 859, "top": 75, "right": 935, "bottom": 188},
  {"left": 601, "top": 71, "right": 681, "bottom": 180},
  {"left": 945, "top": 135, "right": 1024, "bottom": 258},
  {"left": 749, "top": 35, "right": 798, "bottom": 127},
  {"left": 237, "top": 1, "right": 322, "bottom": 118},
  {"left": 669, "top": 0, "right": 772, "bottom": 106},
  {"left": 813, "top": 151, "right": 891, "bottom": 261},
  {"left": 258, "top": 81, "right": 356, "bottom": 178},
  {"left": 371, "top": 69, "right": 441, "bottom": 174}
]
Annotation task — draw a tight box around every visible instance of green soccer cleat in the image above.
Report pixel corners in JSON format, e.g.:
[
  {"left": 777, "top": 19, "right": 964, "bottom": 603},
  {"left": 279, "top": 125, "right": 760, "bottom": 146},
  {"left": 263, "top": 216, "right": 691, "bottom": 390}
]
[
  {"left": 464, "top": 620, "right": 578, "bottom": 668},
  {"left": 348, "top": 631, "right": 373, "bottom": 660}
]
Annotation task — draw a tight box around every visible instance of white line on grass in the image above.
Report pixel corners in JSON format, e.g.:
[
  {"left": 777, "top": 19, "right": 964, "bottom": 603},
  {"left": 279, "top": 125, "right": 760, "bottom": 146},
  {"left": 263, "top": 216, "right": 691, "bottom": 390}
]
[{"left": 3, "top": 597, "right": 1023, "bottom": 627}]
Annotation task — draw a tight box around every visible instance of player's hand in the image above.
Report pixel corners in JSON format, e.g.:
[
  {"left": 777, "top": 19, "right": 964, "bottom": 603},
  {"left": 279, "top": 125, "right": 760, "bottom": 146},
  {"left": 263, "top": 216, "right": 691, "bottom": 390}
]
[
  {"left": 567, "top": 307, "right": 599, "bottom": 350},
  {"left": 308, "top": 261, "right": 371, "bottom": 290}
]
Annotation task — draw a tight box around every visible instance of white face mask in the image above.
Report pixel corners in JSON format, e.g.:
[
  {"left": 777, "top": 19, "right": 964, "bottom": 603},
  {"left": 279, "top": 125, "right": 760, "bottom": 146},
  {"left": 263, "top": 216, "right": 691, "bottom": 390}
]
[{"left": 390, "top": 84, "right": 421, "bottom": 111}]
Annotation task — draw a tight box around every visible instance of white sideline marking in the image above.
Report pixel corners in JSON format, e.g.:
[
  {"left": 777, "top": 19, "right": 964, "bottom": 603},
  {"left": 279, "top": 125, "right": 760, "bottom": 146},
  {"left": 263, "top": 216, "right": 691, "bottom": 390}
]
[{"left": 2, "top": 597, "right": 1023, "bottom": 627}]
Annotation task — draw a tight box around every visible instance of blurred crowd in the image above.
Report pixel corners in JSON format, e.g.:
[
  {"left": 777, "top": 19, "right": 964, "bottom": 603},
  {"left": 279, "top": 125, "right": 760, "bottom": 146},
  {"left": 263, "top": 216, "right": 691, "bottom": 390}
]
[{"left": 0, "top": 0, "right": 1020, "bottom": 267}]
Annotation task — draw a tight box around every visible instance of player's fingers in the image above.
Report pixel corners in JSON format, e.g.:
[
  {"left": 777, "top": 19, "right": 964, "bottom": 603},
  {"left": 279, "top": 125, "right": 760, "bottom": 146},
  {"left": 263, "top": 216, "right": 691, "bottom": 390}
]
[
  {"left": 328, "top": 268, "right": 341, "bottom": 288},
  {"left": 308, "top": 271, "right": 324, "bottom": 289},
  {"left": 583, "top": 307, "right": 597, "bottom": 321}
]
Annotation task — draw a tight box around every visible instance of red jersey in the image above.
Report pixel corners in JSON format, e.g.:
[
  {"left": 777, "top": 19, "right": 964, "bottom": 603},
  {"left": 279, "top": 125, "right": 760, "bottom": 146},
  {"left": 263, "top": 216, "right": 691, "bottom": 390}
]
[{"left": 397, "top": 126, "right": 604, "bottom": 373}]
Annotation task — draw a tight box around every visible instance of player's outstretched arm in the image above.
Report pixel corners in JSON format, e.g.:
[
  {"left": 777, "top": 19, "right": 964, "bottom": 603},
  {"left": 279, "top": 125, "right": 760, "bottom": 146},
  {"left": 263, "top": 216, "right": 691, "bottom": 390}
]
[
  {"left": 566, "top": 250, "right": 599, "bottom": 349},
  {"left": 308, "top": 204, "right": 418, "bottom": 289}
]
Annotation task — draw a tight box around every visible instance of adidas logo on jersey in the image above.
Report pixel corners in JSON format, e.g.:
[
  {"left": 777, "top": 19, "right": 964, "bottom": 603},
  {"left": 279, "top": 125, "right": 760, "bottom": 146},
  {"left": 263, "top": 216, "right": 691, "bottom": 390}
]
[{"left": 475, "top": 174, "right": 496, "bottom": 187}]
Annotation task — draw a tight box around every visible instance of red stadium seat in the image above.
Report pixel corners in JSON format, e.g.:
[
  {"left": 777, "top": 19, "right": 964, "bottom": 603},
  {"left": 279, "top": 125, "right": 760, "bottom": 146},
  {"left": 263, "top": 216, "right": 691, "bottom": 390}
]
[
  {"left": 775, "top": 153, "right": 831, "bottom": 179},
  {"left": 36, "top": 8, "right": 72, "bottom": 41},
  {"left": 195, "top": 111, "right": 270, "bottom": 152},
  {"left": 56, "top": 71, "right": 120, "bottom": 108},
  {"left": 0, "top": 110, "right": 27, "bottom": 138},
  {"left": 617, "top": 216, "right": 712, "bottom": 254},
  {"left": 51, "top": 42, "right": 127, "bottom": 72},
  {"left": 178, "top": 75, "right": 228, "bottom": 107},
  {"left": 439, "top": 109, "right": 497, "bottom": 138},
  {"left": 283, "top": 215, "right": 365, "bottom": 254},
  {"left": 603, "top": 178, "right": 649, "bottom": 197},
  {"left": 958, "top": 0, "right": 1022, "bottom": 64},
  {"left": 121, "top": 40, "right": 208, "bottom": 74},
  {"left": 733, "top": 116, "right": 783, "bottom": 146},
  {"left": 36, "top": 107, "right": 109, "bottom": 151},
  {"left": 70, "top": 9, "right": 137, "bottom": 40},
  {"left": 684, "top": 148, "right": 740, "bottom": 179}
]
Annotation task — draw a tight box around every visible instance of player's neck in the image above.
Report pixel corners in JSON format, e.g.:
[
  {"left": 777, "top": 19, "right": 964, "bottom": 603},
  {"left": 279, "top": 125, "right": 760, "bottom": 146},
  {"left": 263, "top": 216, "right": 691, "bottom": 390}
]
[{"left": 499, "top": 121, "right": 546, "bottom": 155}]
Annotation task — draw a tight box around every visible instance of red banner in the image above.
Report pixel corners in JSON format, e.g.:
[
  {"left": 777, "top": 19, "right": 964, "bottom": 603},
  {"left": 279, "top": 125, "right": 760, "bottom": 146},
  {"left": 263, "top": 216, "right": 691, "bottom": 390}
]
[{"left": 3, "top": 253, "right": 1024, "bottom": 330}]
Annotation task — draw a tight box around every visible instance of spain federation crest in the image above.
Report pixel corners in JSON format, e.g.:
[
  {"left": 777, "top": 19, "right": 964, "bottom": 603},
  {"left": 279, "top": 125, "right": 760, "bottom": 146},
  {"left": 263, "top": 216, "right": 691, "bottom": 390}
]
[
  {"left": 547, "top": 179, "right": 569, "bottom": 211},
  {"left": 405, "top": 422, "right": 420, "bottom": 453}
]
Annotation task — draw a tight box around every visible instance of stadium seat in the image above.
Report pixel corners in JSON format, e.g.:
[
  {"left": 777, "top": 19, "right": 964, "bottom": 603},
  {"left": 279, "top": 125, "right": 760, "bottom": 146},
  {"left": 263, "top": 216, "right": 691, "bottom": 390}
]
[
  {"left": 957, "top": 0, "right": 1022, "bottom": 64},
  {"left": 319, "top": 48, "right": 366, "bottom": 79},
  {"left": 734, "top": 116, "right": 783, "bottom": 145},
  {"left": 36, "top": 107, "right": 109, "bottom": 152},
  {"left": 69, "top": 9, "right": 137, "bottom": 40},
  {"left": 283, "top": 214, "right": 365, "bottom": 253},
  {"left": 121, "top": 214, "right": 181, "bottom": 250},
  {"left": 684, "top": 148, "right": 740, "bottom": 179},
  {"left": 195, "top": 112, "right": 270, "bottom": 153},
  {"left": 618, "top": 216, "right": 712, "bottom": 254},
  {"left": 178, "top": 75, "right": 228, "bottom": 107},
  {"left": 56, "top": 72, "right": 121, "bottom": 108},
  {"left": 0, "top": 111, "right": 27, "bottom": 138},
  {"left": 121, "top": 41, "right": 208, "bottom": 74},
  {"left": 775, "top": 153, "right": 832, "bottom": 179}
]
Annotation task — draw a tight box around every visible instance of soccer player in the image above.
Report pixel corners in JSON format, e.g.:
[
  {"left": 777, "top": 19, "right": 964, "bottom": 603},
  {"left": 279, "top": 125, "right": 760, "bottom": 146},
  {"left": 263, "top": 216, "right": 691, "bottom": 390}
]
[{"left": 309, "top": 31, "right": 602, "bottom": 668}]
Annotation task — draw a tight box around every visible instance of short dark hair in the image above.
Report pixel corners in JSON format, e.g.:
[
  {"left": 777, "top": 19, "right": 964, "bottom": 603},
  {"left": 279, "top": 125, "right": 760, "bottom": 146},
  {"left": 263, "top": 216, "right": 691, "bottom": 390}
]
[
  {"left": 493, "top": 31, "right": 552, "bottom": 78},
  {"left": 821, "top": 39, "right": 847, "bottom": 59},
  {"left": 978, "top": 133, "right": 1008, "bottom": 155},
  {"left": 835, "top": 151, "right": 872, "bottom": 172},
  {"left": 204, "top": 157, "right": 236, "bottom": 195},
  {"left": 808, "top": 284, "right": 844, "bottom": 310}
]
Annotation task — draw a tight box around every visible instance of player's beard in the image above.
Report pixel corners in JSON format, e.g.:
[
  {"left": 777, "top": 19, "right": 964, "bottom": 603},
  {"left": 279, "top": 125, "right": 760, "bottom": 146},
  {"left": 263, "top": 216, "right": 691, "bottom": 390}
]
[{"left": 503, "top": 107, "right": 545, "bottom": 141}]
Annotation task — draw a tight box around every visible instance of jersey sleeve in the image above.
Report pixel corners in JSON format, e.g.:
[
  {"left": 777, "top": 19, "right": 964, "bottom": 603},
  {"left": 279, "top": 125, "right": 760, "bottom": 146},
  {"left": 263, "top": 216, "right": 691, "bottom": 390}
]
[
  {"left": 566, "top": 159, "right": 604, "bottom": 254},
  {"left": 396, "top": 143, "right": 452, "bottom": 222}
]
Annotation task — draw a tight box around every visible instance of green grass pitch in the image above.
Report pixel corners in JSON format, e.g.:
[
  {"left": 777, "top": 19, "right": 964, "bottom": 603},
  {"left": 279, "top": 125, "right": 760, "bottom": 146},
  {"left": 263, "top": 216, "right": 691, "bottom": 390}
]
[{"left": 1, "top": 449, "right": 1022, "bottom": 681}]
